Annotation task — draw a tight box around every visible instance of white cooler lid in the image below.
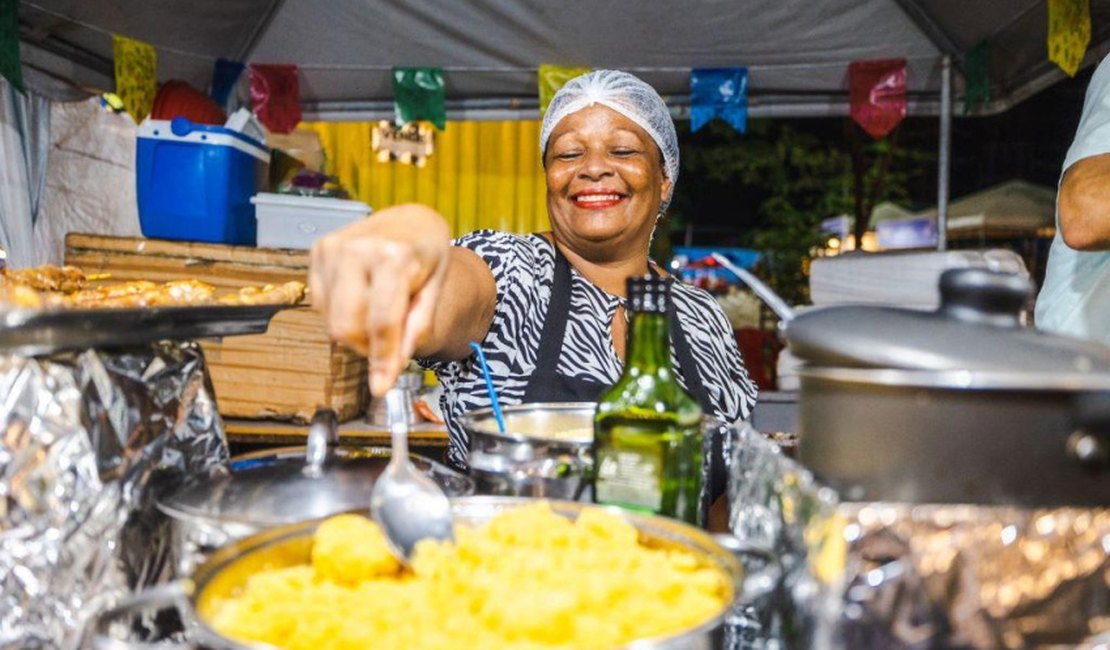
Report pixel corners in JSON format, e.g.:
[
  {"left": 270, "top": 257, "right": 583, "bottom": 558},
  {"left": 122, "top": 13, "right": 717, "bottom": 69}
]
[{"left": 251, "top": 192, "right": 371, "bottom": 215}]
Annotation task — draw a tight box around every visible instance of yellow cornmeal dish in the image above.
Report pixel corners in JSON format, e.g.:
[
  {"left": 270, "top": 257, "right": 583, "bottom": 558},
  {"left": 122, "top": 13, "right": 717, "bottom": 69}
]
[{"left": 207, "top": 502, "right": 730, "bottom": 650}]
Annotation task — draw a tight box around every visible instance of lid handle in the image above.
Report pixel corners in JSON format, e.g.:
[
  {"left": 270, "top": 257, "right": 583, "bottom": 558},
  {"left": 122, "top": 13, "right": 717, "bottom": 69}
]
[
  {"left": 1069, "top": 392, "right": 1110, "bottom": 469},
  {"left": 937, "top": 268, "right": 1030, "bottom": 328},
  {"left": 304, "top": 408, "right": 339, "bottom": 477}
]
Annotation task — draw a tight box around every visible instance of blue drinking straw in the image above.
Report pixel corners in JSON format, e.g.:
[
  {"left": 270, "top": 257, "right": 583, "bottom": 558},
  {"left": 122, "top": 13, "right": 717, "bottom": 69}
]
[{"left": 469, "top": 342, "right": 507, "bottom": 433}]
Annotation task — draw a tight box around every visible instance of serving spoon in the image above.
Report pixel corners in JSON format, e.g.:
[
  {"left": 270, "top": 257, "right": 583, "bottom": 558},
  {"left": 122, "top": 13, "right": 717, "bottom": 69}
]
[{"left": 370, "top": 386, "right": 455, "bottom": 562}]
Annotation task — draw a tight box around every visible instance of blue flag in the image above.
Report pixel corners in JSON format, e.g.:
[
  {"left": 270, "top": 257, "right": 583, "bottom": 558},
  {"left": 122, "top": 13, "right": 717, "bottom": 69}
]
[
  {"left": 690, "top": 68, "right": 748, "bottom": 134},
  {"left": 211, "top": 58, "right": 245, "bottom": 107}
]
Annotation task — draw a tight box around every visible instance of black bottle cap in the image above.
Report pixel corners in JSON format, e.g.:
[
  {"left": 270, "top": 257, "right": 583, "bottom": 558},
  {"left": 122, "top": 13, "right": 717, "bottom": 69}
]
[{"left": 627, "top": 275, "right": 670, "bottom": 313}]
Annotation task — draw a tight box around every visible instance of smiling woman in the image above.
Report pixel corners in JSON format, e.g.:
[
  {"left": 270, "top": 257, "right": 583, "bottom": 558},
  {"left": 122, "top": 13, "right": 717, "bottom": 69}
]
[{"left": 309, "top": 70, "right": 757, "bottom": 472}]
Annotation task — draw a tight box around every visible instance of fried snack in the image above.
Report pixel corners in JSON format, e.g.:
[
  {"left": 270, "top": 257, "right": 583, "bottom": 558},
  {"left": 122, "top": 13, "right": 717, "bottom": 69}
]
[
  {"left": 217, "top": 281, "right": 306, "bottom": 306},
  {"left": 0, "top": 264, "right": 307, "bottom": 310},
  {"left": 2, "top": 265, "right": 87, "bottom": 293},
  {"left": 207, "top": 502, "right": 731, "bottom": 650}
]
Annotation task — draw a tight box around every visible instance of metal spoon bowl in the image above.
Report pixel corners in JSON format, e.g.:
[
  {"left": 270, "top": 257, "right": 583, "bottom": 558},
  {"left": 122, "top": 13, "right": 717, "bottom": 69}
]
[{"left": 370, "top": 387, "right": 454, "bottom": 562}]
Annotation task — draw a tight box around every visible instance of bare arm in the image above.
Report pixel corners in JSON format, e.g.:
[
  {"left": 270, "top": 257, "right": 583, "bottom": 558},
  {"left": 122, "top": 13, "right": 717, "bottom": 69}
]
[
  {"left": 1058, "top": 154, "right": 1110, "bottom": 250},
  {"left": 309, "top": 204, "right": 496, "bottom": 395}
]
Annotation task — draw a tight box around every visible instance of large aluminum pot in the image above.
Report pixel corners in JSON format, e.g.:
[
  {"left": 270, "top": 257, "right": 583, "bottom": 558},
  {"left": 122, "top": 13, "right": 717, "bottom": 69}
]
[
  {"left": 157, "top": 409, "right": 474, "bottom": 576},
  {"left": 463, "top": 402, "right": 595, "bottom": 500},
  {"left": 92, "top": 497, "right": 780, "bottom": 650},
  {"left": 787, "top": 268, "right": 1110, "bottom": 507}
]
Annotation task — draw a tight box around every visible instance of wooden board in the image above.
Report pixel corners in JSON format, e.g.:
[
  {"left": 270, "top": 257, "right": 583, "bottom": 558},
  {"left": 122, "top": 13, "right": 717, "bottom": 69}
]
[
  {"left": 65, "top": 233, "right": 368, "bottom": 423},
  {"left": 223, "top": 418, "right": 449, "bottom": 447}
]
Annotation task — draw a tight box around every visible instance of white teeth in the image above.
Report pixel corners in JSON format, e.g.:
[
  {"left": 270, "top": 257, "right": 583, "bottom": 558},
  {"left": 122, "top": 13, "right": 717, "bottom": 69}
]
[{"left": 576, "top": 194, "right": 620, "bottom": 203}]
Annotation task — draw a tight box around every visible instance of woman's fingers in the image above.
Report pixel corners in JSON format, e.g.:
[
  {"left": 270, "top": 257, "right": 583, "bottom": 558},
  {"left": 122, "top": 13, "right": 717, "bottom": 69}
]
[
  {"left": 366, "top": 242, "right": 420, "bottom": 396},
  {"left": 323, "top": 240, "right": 378, "bottom": 356}
]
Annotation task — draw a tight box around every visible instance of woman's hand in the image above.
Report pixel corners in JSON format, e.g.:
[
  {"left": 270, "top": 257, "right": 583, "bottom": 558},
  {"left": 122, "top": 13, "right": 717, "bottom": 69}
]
[{"left": 309, "top": 204, "right": 452, "bottom": 396}]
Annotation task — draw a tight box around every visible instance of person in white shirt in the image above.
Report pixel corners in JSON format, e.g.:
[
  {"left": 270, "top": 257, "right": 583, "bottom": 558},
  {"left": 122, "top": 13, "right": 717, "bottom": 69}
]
[{"left": 1035, "top": 57, "right": 1110, "bottom": 345}]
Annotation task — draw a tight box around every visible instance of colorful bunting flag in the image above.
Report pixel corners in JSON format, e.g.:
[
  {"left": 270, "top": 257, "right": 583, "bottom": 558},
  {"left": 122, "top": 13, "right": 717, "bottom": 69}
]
[
  {"left": 848, "top": 59, "right": 906, "bottom": 140},
  {"left": 963, "top": 41, "right": 991, "bottom": 114},
  {"left": 211, "top": 58, "right": 245, "bottom": 107},
  {"left": 0, "top": 0, "right": 21, "bottom": 91},
  {"left": 392, "top": 67, "right": 446, "bottom": 130},
  {"left": 1048, "top": 0, "right": 1090, "bottom": 77},
  {"left": 113, "top": 34, "right": 157, "bottom": 122},
  {"left": 690, "top": 68, "right": 748, "bottom": 134},
  {"left": 538, "top": 64, "right": 591, "bottom": 114},
  {"left": 249, "top": 63, "right": 301, "bottom": 134}
]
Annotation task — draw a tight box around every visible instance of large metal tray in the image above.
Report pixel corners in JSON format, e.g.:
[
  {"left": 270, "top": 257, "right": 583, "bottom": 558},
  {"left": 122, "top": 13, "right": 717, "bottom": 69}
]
[{"left": 0, "top": 303, "right": 290, "bottom": 356}]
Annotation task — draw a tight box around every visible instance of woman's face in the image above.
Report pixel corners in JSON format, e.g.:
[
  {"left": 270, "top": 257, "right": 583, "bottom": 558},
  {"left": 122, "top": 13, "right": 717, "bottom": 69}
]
[{"left": 544, "top": 105, "right": 671, "bottom": 261}]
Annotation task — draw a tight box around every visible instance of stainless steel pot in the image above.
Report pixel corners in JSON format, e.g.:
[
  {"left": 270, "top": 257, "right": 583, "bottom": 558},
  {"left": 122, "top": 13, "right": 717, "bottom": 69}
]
[
  {"left": 787, "top": 268, "right": 1110, "bottom": 507},
  {"left": 157, "top": 409, "right": 474, "bottom": 576},
  {"left": 92, "top": 497, "right": 781, "bottom": 650},
  {"left": 463, "top": 402, "right": 595, "bottom": 500}
]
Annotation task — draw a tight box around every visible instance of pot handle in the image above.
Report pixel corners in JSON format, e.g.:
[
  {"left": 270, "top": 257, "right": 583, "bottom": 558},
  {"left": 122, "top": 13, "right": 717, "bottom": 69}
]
[
  {"left": 937, "top": 268, "right": 1029, "bottom": 328},
  {"left": 1069, "top": 392, "right": 1110, "bottom": 469},
  {"left": 304, "top": 407, "right": 339, "bottom": 477},
  {"left": 90, "top": 581, "right": 196, "bottom": 650},
  {"left": 712, "top": 534, "right": 782, "bottom": 603}
]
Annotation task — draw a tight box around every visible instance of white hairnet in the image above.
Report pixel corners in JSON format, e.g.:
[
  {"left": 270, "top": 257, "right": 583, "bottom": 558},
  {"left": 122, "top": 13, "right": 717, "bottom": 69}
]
[{"left": 540, "top": 70, "right": 679, "bottom": 210}]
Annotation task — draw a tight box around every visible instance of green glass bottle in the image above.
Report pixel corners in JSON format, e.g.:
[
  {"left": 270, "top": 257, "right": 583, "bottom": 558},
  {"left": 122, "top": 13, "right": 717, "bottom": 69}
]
[{"left": 593, "top": 275, "right": 704, "bottom": 525}]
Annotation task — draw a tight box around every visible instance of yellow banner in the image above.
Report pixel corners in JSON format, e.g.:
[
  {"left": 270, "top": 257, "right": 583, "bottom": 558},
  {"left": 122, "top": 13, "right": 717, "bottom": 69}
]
[
  {"left": 538, "top": 64, "right": 591, "bottom": 114},
  {"left": 1048, "top": 0, "right": 1090, "bottom": 77},
  {"left": 113, "top": 34, "right": 157, "bottom": 122}
]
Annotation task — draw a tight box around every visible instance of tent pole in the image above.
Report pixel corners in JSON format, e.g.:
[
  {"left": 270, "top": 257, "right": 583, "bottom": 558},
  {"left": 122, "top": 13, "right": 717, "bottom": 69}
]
[{"left": 937, "top": 55, "right": 952, "bottom": 251}]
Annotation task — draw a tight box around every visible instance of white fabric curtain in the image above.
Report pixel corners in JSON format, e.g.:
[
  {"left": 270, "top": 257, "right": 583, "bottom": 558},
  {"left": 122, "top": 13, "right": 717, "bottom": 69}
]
[
  {"left": 32, "top": 99, "right": 142, "bottom": 265},
  {"left": 0, "top": 79, "right": 51, "bottom": 269}
]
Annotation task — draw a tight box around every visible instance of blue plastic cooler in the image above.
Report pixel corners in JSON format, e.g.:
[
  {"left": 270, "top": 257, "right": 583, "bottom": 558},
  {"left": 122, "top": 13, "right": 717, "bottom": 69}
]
[{"left": 136, "top": 117, "right": 269, "bottom": 245}]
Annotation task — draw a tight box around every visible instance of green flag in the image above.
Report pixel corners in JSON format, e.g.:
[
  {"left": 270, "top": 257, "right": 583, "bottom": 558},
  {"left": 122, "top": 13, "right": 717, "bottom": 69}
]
[
  {"left": 392, "top": 67, "right": 446, "bottom": 130},
  {"left": 964, "top": 41, "right": 990, "bottom": 114},
  {"left": 0, "top": 0, "right": 22, "bottom": 91}
]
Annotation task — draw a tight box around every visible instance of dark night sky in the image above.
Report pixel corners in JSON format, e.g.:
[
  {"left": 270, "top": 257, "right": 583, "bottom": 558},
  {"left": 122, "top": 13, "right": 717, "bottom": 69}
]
[{"left": 673, "top": 65, "right": 1096, "bottom": 246}]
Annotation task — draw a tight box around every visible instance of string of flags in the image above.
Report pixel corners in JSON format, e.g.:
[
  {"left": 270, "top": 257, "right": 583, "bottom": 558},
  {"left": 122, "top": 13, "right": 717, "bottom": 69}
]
[{"left": 0, "top": 1, "right": 1097, "bottom": 142}]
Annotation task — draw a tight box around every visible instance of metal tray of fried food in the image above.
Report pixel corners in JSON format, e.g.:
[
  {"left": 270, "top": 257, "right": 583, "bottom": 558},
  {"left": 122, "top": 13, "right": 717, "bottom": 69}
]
[{"left": 0, "top": 303, "right": 291, "bottom": 356}]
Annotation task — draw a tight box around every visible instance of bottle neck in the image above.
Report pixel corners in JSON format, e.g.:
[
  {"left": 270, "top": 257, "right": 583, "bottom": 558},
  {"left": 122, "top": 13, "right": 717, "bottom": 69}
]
[{"left": 625, "top": 311, "right": 671, "bottom": 373}]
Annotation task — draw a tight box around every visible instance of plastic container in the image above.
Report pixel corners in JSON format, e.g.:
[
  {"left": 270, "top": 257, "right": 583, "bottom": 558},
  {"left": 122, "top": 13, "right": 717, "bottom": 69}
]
[
  {"left": 136, "top": 117, "right": 269, "bottom": 246},
  {"left": 809, "top": 249, "right": 1029, "bottom": 310},
  {"left": 252, "top": 193, "right": 371, "bottom": 250}
]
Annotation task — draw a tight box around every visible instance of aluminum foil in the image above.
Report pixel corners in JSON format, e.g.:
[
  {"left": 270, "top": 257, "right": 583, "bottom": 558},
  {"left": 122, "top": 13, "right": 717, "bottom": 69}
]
[
  {"left": 725, "top": 423, "right": 1110, "bottom": 649},
  {"left": 0, "top": 342, "right": 228, "bottom": 649}
]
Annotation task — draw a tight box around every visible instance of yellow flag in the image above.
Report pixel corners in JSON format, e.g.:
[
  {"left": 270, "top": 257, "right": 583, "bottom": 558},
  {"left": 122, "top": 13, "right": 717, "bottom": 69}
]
[
  {"left": 538, "top": 64, "right": 591, "bottom": 114},
  {"left": 113, "top": 34, "right": 157, "bottom": 122},
  {"left": 1048, "top": 0, "right": 1090, "bottom": 77}
]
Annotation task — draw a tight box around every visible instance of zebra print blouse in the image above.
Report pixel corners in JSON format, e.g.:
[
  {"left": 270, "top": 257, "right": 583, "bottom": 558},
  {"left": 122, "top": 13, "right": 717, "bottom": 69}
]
[{"left": 421, "top": 230, "right": 759, "bottom": 469}]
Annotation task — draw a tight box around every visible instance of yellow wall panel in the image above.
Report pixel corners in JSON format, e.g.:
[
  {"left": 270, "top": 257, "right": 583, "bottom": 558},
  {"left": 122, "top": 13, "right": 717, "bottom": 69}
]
[{"left": 303, "top": 120, "right": 549, "bottom": 238}]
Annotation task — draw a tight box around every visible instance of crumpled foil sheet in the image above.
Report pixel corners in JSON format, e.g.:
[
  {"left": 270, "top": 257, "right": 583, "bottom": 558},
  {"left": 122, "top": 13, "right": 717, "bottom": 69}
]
[
  {"left": 0, "top": 342, "right": 228, "bottom": 649},
  {"left": 725, "top": 423, "right": 1110, "bottom": 649}
]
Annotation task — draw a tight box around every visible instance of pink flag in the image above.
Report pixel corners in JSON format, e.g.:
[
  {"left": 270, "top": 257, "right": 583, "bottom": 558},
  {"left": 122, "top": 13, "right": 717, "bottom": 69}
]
[
  {"left": 249, "top": 63, "right": 301, "bottom": 134},
  {"left": 849, "top": 59, "right": 906, "bottom": 139}
]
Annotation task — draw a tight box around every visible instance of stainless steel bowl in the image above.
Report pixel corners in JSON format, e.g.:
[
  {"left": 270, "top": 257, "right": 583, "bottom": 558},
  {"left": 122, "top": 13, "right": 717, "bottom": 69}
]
[
  {"left": 93, "top": 497, "right": 780, "bottom": 650},
  {"left": 461, "top": 402, "right": 595, "bottom": 501}
]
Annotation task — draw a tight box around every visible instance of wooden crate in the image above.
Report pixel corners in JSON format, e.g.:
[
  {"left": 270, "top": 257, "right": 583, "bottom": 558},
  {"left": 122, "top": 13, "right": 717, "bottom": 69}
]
[{"left": 65, "top": 233, "right": 368, "bottom": 423}]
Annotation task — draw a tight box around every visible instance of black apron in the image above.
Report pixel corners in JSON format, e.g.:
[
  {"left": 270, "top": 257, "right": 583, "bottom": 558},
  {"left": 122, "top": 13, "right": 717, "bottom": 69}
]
[{"left": 519, "top": 246, "right": 727, "bottom": 502}]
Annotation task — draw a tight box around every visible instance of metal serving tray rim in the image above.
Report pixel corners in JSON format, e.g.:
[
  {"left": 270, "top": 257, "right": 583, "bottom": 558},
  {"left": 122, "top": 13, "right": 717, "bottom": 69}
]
[{"left": 0, "top": 303, "right": 294, "bottom": 355}]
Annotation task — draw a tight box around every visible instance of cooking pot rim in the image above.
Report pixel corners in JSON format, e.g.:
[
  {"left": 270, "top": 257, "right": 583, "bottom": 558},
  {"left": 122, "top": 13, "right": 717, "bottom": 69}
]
[
  {"left": 800, "top": 366, "right": 1110, "bottom": 391},
  {"left": 462, "top": 402, "right": 598, "bottom": 445},
  {"left": 155, "top": 446, "right": 475, "bottom": 527},
  {"left": 185, "top": 496, "right": 744, "bottom": 650}
]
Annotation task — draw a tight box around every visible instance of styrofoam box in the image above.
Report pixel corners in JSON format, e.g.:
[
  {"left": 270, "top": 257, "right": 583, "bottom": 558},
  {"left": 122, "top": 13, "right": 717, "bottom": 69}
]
[
  {"left": 252, "top": 192, "right": 371, "bottom": 250},
  {"left": 809, "top": 249, "right": 1029, "bottom": 310}
]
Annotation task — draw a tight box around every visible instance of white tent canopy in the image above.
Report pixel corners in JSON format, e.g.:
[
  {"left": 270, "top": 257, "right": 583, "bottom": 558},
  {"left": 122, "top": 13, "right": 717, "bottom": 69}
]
[
  {"left": 15, "top": 0, "right": 1110, "bottom": 120},
  {"left": 914, "top": 179, "right": 1057, "bottom": 235}
]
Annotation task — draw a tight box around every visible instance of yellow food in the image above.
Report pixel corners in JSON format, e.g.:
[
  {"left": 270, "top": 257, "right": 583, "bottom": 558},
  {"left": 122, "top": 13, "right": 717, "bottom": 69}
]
[
  {"left": 0, "top": 263, "right": 306, "bottom": 310},
  {"left": 207, "top": 502, "right": 730, "bottom": 650}
]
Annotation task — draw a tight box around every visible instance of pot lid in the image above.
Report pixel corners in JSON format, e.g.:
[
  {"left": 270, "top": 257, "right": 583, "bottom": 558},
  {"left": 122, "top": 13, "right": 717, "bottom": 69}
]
[
  {"left": 158, "top": 410, "right": 474, "bottom": 526},
  {"left": 786, "top": 269, "right": 1110, "bottom": 383}
]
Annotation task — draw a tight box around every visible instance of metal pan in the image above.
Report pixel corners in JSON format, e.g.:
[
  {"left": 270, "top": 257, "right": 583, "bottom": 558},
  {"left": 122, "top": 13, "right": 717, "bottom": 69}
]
[{"left": 0, "top": 303, "right": 290, "bottom": 355}]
